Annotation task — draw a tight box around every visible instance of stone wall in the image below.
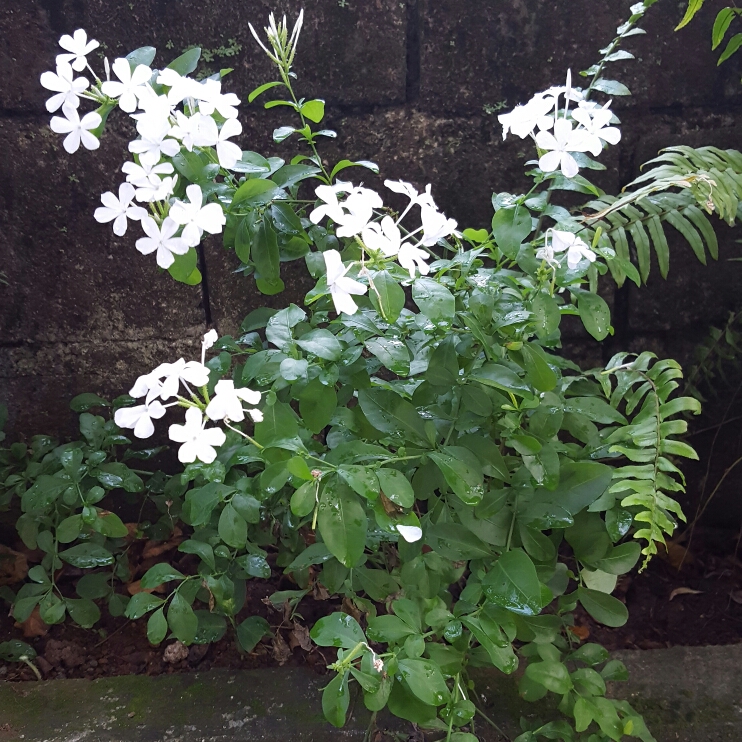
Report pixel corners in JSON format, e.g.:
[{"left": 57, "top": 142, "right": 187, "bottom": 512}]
[{"left": 1, "top": 0, "right": 741, "bottom": 437}]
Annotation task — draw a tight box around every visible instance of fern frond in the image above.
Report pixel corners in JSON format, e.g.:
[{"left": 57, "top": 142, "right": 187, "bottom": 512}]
[
  {"left": 601, "top": 355, "right": 701, "bottom": 567},
  {"left": 577, "top": 146, "right": 742, "bottom": 285}
]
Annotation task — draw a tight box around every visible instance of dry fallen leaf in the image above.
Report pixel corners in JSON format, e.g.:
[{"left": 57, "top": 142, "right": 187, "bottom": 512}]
[
  {"left": 568, "top": 624, "right": 590, "bottom": 641},
  {"left": 659, "top": 541, "right": 694, "bottom": 569},
  {"left": 669, "top": 587, "right": 703, "bottom": 601},
  {"left": 126, "top": 579, "right": 163, "bottom": 596},
  {"left": 272, "top": 632, "right": 292, "bottom": 665},
  {"left": 0, "top": 545, "right": 28, "bottom": 586},
  {"left": 141, "top": 527, "right": 183, "bottom": 560},
  {"left": 288, "top": 621, "right": 313, "bottom": 652},
  {"left": 14, "top": 605, "right": 49, "bottom": 638}
]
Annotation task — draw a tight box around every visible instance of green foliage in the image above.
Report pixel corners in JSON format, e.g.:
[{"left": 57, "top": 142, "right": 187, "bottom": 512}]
[
  {"left": 9, "top": 1, "right": 734, "bottom": 740},
  {"left": 676, "top": 1, "right": 742, "bottom": 68}
]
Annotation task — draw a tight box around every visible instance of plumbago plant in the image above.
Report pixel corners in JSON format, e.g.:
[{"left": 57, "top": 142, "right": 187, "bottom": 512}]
[{"left": 11, "top": 2, "right": 742, "bottom": 740}]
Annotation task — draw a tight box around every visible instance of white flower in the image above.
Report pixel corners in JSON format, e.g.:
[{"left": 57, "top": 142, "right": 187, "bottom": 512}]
[
  {"left": 205, "top": 380, "right": 262, "bottom": 423},
  {"left": 324, "top": 249, "right": 367, "bottom": 315},
  {"left": 94, "top": 183, "right": 147, "bottom": 236},
  {"left": 420, "top": 205, "right": 458, "bottom": 247},
  {"left": 158, "top": 357, "right": 210, "bottom": 399},
  {"left": 56, "top": 29, "right": 100, "bottom": 72},
  {"left": 169, "top": 111, "right": 219, "bottom": 151},
  {"left": 336, "top": 188, "right": 383, "bottom": 238},
  {"left": 498, "top": 95, "right": 554, "bottom": 140},
  {"left": 372, "top": 655, "right": 385, "bottom": 673},
  {"left": 136, "top": 216, "right": 189, "bottom": 269},
  {"left": 40, "top": 62, "right": 88, "bottom": 112},
  {"left": 535, "top": 118, "right": 590, "bottom": 179},
  {"left": 133, "top": 88, "right": 174, "bottom": 120},
  {"left": 309, "top": 181, "right": 355, "bottom": 224},
  {"left": 362, "top": 215, "right": 401, "bottom": 257},
  {"left": 550, "top": 229, "right": 596, "bottom": 270},
  {"left": 571, "top": 104, "right": 621, "bottom": 157},
  {"left": 114, "top": 399, "right": 166, "bottom": 439},
  {"left": 50, "top": 103, "right": 101, "bottom": 153},
  {"left": 535, "top": 240, "right": 559, "bottom": 269},
  {"left": 396, "top": 525, "right": 423, "bottom": 543},
  {"left": 168, "top": 407, "right": 226, "bottom": 464},
  {"left": 202, "top": 329, "right": 219, "bottom": 352},
  {"left": 196, "top": 78, "right": 241, "bottom": 119},
  {"left": 123, "top": 159, "right": 174, "bottom": 187},
  {"left": 101, "top": 58, "right": 152, "bottom": 113},
  {"left": 169, "top": 184, "right": 226, "bottom": 247},
  {"left": 216, "top": 118, "right": 242, "bottom": 169},
  {"left": 398, "top": 243, "right": 432, "bottom": 278},
  {"left": 134, "top": 174, "right": 178, "bottom": 203},
  {"left": 157, "top": 68, "right": 201, "bottom": 105},
  {"left": 128, "top": 114, "right": 180, "bottom": 167},
  {"left": 384, "top": 180, "right": 437, "bottom": 210},
  {"left": 129, "top": 366, "right": 166, "bottom": 402}
]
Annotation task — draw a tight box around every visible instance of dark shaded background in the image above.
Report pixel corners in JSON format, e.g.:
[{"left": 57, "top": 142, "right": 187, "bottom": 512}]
[{"left": 1, "top": 0, "right": 741, "bottom": 439}]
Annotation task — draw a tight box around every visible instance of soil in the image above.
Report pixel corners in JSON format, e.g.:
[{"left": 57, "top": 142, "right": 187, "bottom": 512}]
[{"left": 2, "top": 525, "right": 741, "bottom": 684}]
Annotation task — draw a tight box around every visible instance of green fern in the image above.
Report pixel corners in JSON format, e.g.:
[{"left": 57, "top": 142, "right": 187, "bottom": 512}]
[
  {"left": 577, "top": 146, "right": 742, "bottom": 286},
  {"left": 598, "top": 353, "right": 701, "bottom": 566}
]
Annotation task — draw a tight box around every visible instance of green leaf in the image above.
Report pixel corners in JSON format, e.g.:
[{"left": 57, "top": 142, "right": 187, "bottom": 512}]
[
  {"left": 295, "top": 329, "right": 342, "bottom": 360},
  {"left": 365, "top": 338, "right": 410, "bottom": 375},
  {"left": 429, "top": 447, "right": 484, "bottom": 505},
  {"left": 712, "top": 8, "right": 737, "bottom": 49},
  {"left": 290, "top": 481, "right": 317, "bottom": 517},
  {"left": 65, "top": 598, "right": 101, "bottom": 628},
  {"left": 59, "top": 544, "right": 114, "bottom": 569},
  {"left": 232, "top": 179, "right": 279, "bottom": 209},
  {"left": 524, "top": 661, "right": 573, "bottom": 694},
  {"left": 96, "top": 462, "right": 144, "bottom": 492},
  {"left": 167, "top": 593, "right": 198, "bottom": 644},
  {"left": 426, "top": 337, "right": 460, "bottom": 387},
  {"left": 329, "top": 159, "right": 380, "bottom": 181},
  {"left": 317, "top": 479, "right": 367, "bottom": 567},
  {"left": 367, "top": 614, "right": 417, "bottom": 643},
  {"left": 266, "top": 303, "right": 306, "bottom": 349},
  {"left": 167, "top": 47, "right": 201, "bottom": 75},
  {"left": 57, "top": 515, "right": 82, "bottom": 544},
  {"left": 236, "top": 615, "right": 272, "bottom": 652},
  {"left": 358, "top": 388, "right": 430, "bottom": 446},
  {"left": 412, "top": 278, "right": 455, "bottom": 322},
  {"left": 126, "top": 46, "right": 156, "bottom": 68},
  {"left": 70, "top": 393, "right": 109, "bottom": 412},
  {"left": 140, "top": 563, "right": 185, "bottom": 589},
  {"left": 194, "top": 611, "right": 227, "bottom": 644},
  {"left": 147, "top": 607, "right": 168, "bottom": 645},
  {"left": 299, "top": 377, "right": 337, "bottom": 434},
  {"left": 531, "top": 292, "right": 561, "bottom": 337},
  {"left": 0, "top": 640, "right": 36, "bottom": 662},
  {"left": 595, "top": 542, "right": 641, "bottom": 575},
  {"left": 218, "top": 503, "right": 248, "bottom": 548},
  {"left": 387, "top": 680, "right": 437, "bottom": 725},
  {"left": 718, "top": 32, "right": 742, "bottom": 63},
  {"left": 254, "top": 401, "right": 299, "bottom": 448},
  {"left": 338, "top": 466, "right": 379, "bottom": 501},
  {"left": 483, "top": 549, "right": 543, "bottom": 616},
  {"left": 236, "top": 554, "right": 272, "bottom": 578},
  {"left": 168, "top": 248, "right": 201, "bottom": 285},
  {"left": 369, "top": 270, "right": 405, "bottom": 323},
  {"left": 179, "top": 539, "right": 216, "bottom": 570},
  {"left": 322, "top": 673, "right": 350, "bottom": 727},
  {"left": 591, "top": 78, "right": 631, "bottom": 96},
  {"left": 470, "top": 363, "right": 534, "bottom": 399},
  {"left": 248, "top": 80, "right": 283, "bottom": 103},
  {"left": 376, "top": 468, "right": 415, "bottom": 508},
  {"left": 520, "top": 344, "right": 557, "bottom": 392},
  {"left": 675, "top": 0, "right": 705, "bottom": 30},
  {"left": 92, "top": 511, "right": 128, "bottom": 538},
  {"left": 564, "top": 397, "right": 626, "bottom": 425},
  {"left": 39, "top": 593, "right": 66, "bottom": 625},
  {"left": 492, "top": 205, "right": 532, "bottom": 258},
  {"left": 311, "top": 612, "right": 366, "bottom": 648},
  {"left": 398, "top": 659, "right": 451, "bottom": 707},
  {"left": 460, "top": 615, "right": 518, "bottom": 674},
  {"left": 125, "top": 592, "right": 165, "bottom": 620},
  {"left": 577, "top": 587, "right": 629, "bottom": 627},
  {"left": 574, "top": 289, "right": 612, "bottom": 341},
  {"left": 75, "top": 572, "right": 112, "bottom": 600},
  {"left": 457, "top": 435, "right": 509, "bottom": 480},
  {"left": 301, "top": 99, "right": 325, "bottom": 123}
]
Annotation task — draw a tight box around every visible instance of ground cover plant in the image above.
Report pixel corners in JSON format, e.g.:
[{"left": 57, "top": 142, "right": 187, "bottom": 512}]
[{"left": 4, "top": 2, "right": 742, "bottom": 740}]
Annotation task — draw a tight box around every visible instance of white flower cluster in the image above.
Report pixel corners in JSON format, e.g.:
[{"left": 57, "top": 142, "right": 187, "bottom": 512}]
[
  {"left": 498, "top": 71, "right": 621, "bottom": 178},
  {"left": 309, "top": 180, "right": 458, "bottom": 315},
  {"left": 114, "top": 330, "right": 262, "bottom": 464},
  {"left": 41, "top": 30, "right": 236, "bottom": 269},
  {"left": 536, "top": 229, "right": 596, "bottom": 270}
]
